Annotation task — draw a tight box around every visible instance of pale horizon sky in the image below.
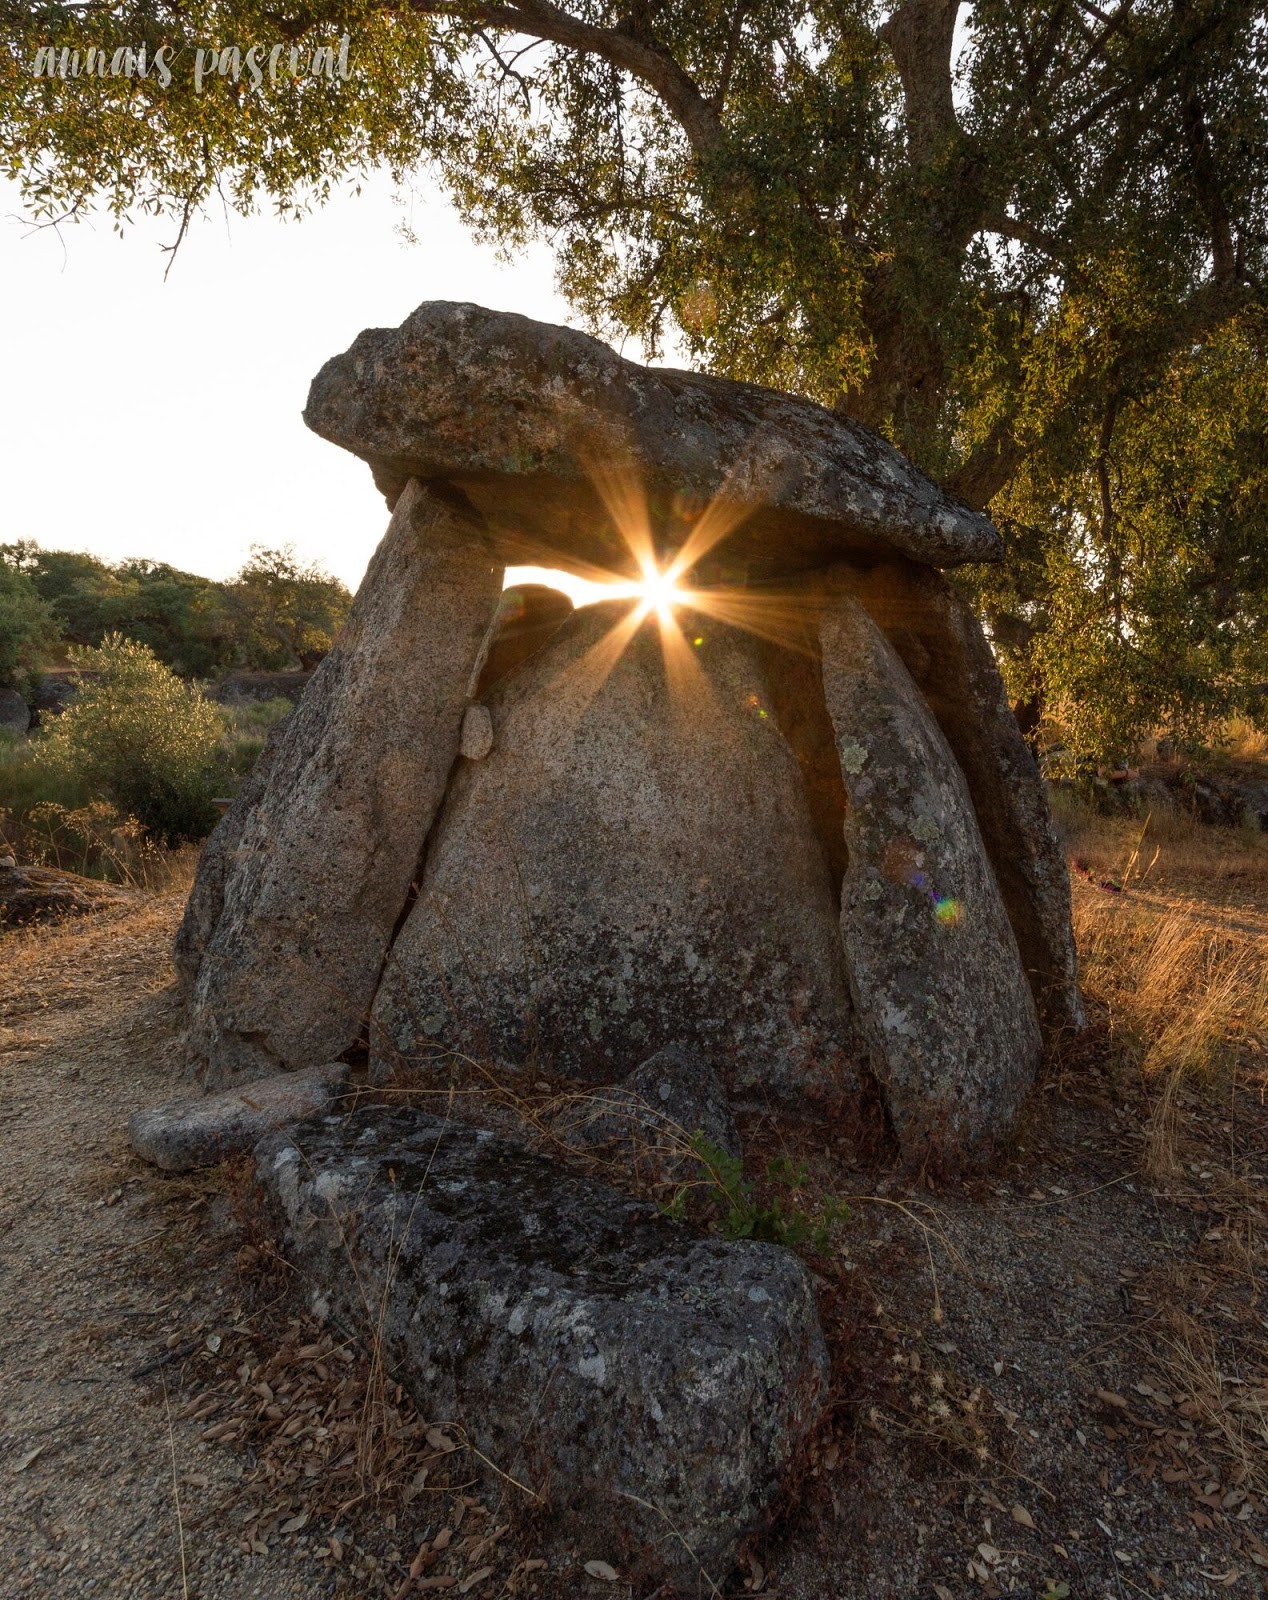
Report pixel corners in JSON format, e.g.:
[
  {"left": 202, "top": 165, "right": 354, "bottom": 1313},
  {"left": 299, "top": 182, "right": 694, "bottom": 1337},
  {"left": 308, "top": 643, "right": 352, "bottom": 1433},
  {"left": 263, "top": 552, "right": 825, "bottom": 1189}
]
[{"left": 0, "top": 170, "right": 638, "bottom": 597}]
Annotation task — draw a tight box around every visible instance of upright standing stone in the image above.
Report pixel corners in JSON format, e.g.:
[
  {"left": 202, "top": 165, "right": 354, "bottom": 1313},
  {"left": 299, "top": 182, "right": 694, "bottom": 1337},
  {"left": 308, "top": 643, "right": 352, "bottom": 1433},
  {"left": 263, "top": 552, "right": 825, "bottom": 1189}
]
[
  {"left": 820, "top": 585, "right": 1042, "bottom": 1166},
  {"left": 184, "top": 480, "right": 504, "bottom": 1086},
  {"left": 371, "top": 599, "right": 860, "bottom": 1103},
  {"left": 843, "top": 562, "right": 1084, "bottom": 1032}
]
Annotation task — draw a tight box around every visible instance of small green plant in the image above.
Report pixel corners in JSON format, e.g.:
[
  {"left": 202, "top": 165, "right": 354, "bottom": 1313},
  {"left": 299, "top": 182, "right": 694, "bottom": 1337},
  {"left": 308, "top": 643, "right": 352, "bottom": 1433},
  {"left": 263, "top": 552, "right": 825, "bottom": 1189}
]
[
  {"left": 35, "top": 635, "right": 225, "bottom": 844},
  {"left": 663, "top": 1134, "right": 851, "bottom": 1253}
]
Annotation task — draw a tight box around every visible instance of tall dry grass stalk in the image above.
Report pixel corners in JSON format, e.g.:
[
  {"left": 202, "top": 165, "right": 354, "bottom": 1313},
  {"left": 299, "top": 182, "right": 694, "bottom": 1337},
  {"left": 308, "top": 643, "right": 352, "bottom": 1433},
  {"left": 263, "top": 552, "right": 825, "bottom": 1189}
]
[
  {"left": 1051, "top": 787, "right": 1268, "bottom": 895},
  {"left": 1073, "top": 894, "right": 1267, "bottom": 1178},
  {"left": 1154, "top": 1307, "right": 1268, "bottom": 1496}
]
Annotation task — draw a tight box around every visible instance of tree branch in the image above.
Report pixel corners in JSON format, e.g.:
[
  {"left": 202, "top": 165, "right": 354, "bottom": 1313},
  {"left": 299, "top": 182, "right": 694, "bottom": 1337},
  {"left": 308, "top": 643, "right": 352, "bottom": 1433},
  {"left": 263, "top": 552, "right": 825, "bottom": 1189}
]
[
  {"left": 879, "top": 0, "right": 962, "bottom": 167},
  {"left": 405, "top": 0, "right": 725, "bottom": 157}
]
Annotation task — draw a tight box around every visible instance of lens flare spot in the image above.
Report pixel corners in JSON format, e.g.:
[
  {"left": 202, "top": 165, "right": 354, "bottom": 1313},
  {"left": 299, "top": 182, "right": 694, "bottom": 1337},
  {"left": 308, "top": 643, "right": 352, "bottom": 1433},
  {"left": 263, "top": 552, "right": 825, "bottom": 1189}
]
[{"left": 933, "top": 896, "right": 963, "bottom": 926}]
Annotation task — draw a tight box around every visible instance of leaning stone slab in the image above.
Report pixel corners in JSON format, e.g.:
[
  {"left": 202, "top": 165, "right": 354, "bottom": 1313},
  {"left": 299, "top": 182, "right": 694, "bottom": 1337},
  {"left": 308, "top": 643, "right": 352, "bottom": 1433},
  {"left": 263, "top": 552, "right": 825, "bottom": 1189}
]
[
  {"left": 371, "top": 599, "right": 859, "bottom": 1102},
  {"left": 256, "top": 1106, "right": 828, "bottom": 1585},
  {"left": 183, "top": 479, "right": 504, "bottom": 1087},
  {"left": 840, "top": 562, "right": 1084, "bottom": 1033},
  {"left": 305, "top": 301, "right": 1001, "bottom": 583},
  {"left": 130, "top": 1063, "right": 348, "bottom": 1173},
  {"left": 820, "top": 585, "right": 1042, "bottom": 1168}
]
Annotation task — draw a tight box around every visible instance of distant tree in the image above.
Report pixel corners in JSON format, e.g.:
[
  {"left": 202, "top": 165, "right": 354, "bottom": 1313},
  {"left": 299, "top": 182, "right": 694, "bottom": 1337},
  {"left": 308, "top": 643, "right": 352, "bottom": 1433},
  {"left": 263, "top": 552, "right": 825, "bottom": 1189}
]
[
  {"left": 4, "top": 545, "right": 121, "bottom": 647},
  {"left": 0, "top": 560, "right": 58, "bottom": 688},
  {"left": 974, "top": 308, "right": 1268, "bottom": 760},
  {"left": 4, "top": 543, "right": 239, "bottom": 677},
  {"left": 227, "top": 546, "right": 351, "bottom": 671},
  {"left": 108, "top": 559, "right": 236, "bottom": 677}
]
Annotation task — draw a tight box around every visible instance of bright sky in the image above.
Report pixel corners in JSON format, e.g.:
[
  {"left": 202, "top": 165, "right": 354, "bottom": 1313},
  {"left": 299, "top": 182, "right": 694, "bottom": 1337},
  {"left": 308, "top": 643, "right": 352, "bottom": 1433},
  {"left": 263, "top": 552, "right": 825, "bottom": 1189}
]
[{"left": 0, "top": 171, "right": 619, "bottom": 599}]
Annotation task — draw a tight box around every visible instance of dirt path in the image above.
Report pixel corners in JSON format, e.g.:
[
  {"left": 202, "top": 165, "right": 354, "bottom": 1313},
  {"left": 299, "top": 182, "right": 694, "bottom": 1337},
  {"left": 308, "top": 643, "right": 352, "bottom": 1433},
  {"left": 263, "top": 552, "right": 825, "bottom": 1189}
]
[
  {"left": 2, "top": 891, "right": 1265, "bottom": 1599},
  {"left": 0, "top": 895, "right": 327, "bottom": 1600}
]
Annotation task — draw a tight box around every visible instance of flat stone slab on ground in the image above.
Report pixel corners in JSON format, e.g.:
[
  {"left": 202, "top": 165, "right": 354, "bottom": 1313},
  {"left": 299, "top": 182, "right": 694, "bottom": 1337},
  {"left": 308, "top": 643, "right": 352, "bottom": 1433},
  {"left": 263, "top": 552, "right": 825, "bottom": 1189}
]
[
  {"left": 129, "top": 1063, "right": 349, "bottom": 1172},
  {"left": 256, "top": 1105, "right": 828, "bottom": 1586},
  {"left": 552, "top": 1043, "right": 742, "bottom": 1185}
]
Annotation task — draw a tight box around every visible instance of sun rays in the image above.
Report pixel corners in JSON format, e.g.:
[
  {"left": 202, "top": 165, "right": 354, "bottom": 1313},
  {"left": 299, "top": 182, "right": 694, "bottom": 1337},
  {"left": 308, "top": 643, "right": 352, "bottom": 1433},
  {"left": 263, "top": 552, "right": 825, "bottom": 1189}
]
[{"left": 503, "top": 454, "right": 822, "bottom": 710}]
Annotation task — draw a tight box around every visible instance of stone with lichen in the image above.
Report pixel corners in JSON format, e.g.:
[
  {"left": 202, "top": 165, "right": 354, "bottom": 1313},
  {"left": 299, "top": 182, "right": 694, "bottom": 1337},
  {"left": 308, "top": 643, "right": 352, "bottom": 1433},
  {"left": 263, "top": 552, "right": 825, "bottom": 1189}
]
[
  {"left": 256, "top": 1104, "right": 829, "bottom": 1587},
  {"left": 370, "top": 599, "right": 860, "bottom": 1103},
  {"left": 819, "top": 582, "right": 1042, "bottom": 1168}
]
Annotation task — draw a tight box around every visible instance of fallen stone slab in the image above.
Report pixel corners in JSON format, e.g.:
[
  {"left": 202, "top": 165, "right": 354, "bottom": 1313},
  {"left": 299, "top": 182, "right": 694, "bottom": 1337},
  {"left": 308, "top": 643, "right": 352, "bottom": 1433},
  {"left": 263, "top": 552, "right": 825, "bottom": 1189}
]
[
  {"left": 551, "top": 1043, "right": 742, "bottom": 1185},
  {"left": 182, "top": 479, "right": 505, "bottom": 1087},
  {"left": 304, "top": 301, "right": 1001, "bottom": 583},
  {"left": 820, "top": 585, "right": 1042, "bottom": 1168},
  {"left": 371, "top": 599, "right": 860, "bottom": 1101},
  {"left": 256, "top": 1106, "right": 828, "bottom": 1586},
  {"left": 130, "top": 1063, "right": 348, "bottom": 1173},
  {"left": 0, "top": 863, "right": 128, "bottom": 926}
]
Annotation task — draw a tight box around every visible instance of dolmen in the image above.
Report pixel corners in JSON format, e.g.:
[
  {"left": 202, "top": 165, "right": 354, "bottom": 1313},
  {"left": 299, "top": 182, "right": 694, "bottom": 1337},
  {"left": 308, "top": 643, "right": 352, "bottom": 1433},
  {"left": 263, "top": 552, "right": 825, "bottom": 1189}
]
[{"left": 166, "top": 301, "right": 1083, "bottom": 1584}]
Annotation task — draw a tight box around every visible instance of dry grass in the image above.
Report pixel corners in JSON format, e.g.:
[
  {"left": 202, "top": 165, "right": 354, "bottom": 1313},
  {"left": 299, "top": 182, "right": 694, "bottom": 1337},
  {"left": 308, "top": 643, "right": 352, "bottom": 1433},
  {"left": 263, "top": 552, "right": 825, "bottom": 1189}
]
[
  {"left": 1059, "top": 799, "right": 1268, "bottom": 1555},
  {"left": 1055, "top": 787, "right": 1268, "bottom": 1180},
  {"left": 1073, "top": 897, "right": 1268, "bottom": 1177},
  {"left": 1051, "top": 786, "right": 1268, "bottom": 898}
]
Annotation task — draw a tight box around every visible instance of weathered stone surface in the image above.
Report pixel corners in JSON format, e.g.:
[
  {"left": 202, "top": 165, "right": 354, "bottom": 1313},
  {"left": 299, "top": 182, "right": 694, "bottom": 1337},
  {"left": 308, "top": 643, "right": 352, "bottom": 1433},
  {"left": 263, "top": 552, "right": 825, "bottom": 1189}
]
[
  {"left": 820, "top": 586, "right": 1042, "bottom": 1166},
  {"left": 130, "top": 1063, "right": 348, "bottom": 1172},
  {"left": 474, "top": 582, "right": 574, "bottom": 697},
  {"left": 0, "top": 687, "right": 30, "bottom": 735},
  {"left": 173, "top": 724, "right": 284, "bottom": 990},
  {"left": 459, "top": 703, "right": 493, "bottom": 761},
  {"left": 371, "top": 599, "right": 859, "bottom": 1101},
  {"left": 839, "top": 561, "right": 1084, "bottom": 1033},
  {"left": 0, "top": 863, "right": 128, "bottom": 926},
  {"left": 552, "top": 1044, "right": 741, "bottom": 1184},
  {"left": 305, "top": 302, "right": 1001, "bottom": 583},
  {"left": 184, "top": 480, "right": 504, "bottom": 1087},
  {"left": 256, "top": 1106, "right": 828, "bottom": 1583}
]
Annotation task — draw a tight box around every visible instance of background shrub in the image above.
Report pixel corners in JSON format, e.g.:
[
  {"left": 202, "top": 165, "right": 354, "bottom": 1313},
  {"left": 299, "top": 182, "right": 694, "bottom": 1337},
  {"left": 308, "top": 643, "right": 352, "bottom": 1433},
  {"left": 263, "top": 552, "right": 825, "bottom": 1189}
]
[{"left": 36, "top": 635, "right": 225, "bottom": 844}]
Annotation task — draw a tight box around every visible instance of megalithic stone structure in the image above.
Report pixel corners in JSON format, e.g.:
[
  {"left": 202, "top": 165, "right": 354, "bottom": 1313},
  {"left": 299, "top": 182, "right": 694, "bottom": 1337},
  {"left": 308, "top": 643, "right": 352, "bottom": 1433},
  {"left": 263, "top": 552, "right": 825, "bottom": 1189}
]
[{"left": 179, "top": 300, "right": 1082, "bottom": 1168}]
